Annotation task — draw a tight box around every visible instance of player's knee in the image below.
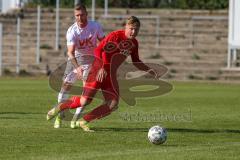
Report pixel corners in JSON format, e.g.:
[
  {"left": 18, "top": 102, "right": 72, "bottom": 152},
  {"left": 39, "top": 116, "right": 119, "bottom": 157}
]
[
  {"left": 69, "top": 96, "right": 81, "bottom": 109},
  {"left": 62, "top": 82, "right": 73, "bottom": 91},
  {"left": 80, "top": 96, "right": 92, "bottom": 107},
  {"left": 111, "top": 105, "right": 118, "bottom": 112},
  {"left": 108, "top": 100, "right": 119, "bottom": 111}
]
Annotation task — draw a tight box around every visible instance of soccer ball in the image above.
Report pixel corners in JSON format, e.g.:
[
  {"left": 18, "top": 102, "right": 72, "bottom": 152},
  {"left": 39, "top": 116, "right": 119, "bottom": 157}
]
[{"left": 148, "top": 125, "right": 167, "bottom": 145}]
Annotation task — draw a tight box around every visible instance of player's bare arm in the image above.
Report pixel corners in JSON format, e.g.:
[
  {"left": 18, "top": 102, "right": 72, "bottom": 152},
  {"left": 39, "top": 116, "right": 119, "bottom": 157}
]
[
  {"left": 67, "top": 44, "right": 82, "bottom": 80},
  {"left": 132, "top": 60, "right": 163, "bottom": 79}
]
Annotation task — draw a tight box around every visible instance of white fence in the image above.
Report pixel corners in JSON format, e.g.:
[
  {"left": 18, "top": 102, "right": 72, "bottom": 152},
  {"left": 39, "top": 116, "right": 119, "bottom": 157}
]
[
  {"left": 228, "top": 0, "right": 240, "bottom": 68},
  {"left": 0, "top": 0, "right": 21, "bottom": 13},
  {"left": 0, "top": 23, "right": 2, "bottom": 76}
]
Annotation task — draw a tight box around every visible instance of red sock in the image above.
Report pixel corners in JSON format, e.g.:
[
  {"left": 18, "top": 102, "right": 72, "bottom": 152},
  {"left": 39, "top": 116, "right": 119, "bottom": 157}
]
[
  {"left": 59, "top": 96, "right": 81, "bottom": 110},
  {"left": 83, "top": 104, "right": 112, "bottom": 122}
]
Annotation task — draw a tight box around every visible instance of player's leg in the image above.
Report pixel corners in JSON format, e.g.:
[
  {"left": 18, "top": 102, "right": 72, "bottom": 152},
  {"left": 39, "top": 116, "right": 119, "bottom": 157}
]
[
  {"left": 47, "top": 81, "right": 99, "bottom": 121},
  {"left": 53, "top": 59, "right": 77, "bottom": 128},
  {"left": 78, "top": 77, "right": 119, "bottom": 132},
  {"left": 83, "top": 99, "right": 118, "bottom": 122},
  {"left": 47, "top": 95, "right": 88, "bottom": 121},
  {"left": 70, "top": 64, "right": 91, "bottom": 128},
  {"left": 78, "top": 99, "right": 118, "bottom": 132},
  {"left": 54, "top": 81, "right": 73, "bottom": 128},
  {"left": 54, "top": 68, "right": 78, "bottom": 128},
  {"left": 70, "top": 94, "right": 89, "bottom": 128}
]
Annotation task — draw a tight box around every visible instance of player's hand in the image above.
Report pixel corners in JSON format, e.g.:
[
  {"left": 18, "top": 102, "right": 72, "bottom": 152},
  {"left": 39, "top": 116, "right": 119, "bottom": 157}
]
[
  {"left": 96, "top": 68, "right": 107, "bottom": 82},
  {"left": 74, "top": 67, "right": 83, "bottom": 80},
  {"left": 147, "top": 69, "right": 161, "bottom": 79}
]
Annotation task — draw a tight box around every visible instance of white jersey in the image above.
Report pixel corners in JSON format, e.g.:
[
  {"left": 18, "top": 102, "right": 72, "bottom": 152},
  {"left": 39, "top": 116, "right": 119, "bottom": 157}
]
[{"left": 66, "top": 21, "right": 104, "bottom": 65}]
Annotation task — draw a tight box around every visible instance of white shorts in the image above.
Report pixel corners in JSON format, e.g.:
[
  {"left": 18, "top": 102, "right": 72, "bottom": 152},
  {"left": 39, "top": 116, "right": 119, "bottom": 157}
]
[{"left": 63, "top": 64, "right": 92, "bottom": 84}]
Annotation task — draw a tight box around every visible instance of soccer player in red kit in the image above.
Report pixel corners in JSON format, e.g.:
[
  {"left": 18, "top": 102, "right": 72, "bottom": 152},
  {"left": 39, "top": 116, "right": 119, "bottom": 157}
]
[{"left": 47, "top": 16, "right": 161, "bottom": 132}]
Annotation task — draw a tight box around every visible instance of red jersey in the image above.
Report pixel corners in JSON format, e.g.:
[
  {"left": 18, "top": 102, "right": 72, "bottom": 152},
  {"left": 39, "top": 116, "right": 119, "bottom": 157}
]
[
  {"left": 94, "top": 30, "right": 140, "bottom": 72},
  {"left": 84, "top": 30, "right": 149, "bottom": 101}
]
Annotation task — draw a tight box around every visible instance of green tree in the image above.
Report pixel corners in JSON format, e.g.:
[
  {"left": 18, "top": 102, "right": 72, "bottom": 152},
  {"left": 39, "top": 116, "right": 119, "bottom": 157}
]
[{"left": 25, "top": 0, "right": 228, "bottom": 9}]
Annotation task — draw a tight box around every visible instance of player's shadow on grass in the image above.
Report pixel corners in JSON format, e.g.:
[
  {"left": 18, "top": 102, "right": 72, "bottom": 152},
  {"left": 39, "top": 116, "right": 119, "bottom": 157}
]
[
  {"left": 168, "top": 128, "right": 240, "bottom": 134},
  {"left": 93, "top": 127, "right": 240, "bottom": 134},
  {"left": 0, "top": 112, "right": 43, "bottom": 119},
  {"left": 93, "top": 127, "right": 148, "bottom": 132},
  {"left": 0, "top": 112, "right": 43, "bottom": 115}
]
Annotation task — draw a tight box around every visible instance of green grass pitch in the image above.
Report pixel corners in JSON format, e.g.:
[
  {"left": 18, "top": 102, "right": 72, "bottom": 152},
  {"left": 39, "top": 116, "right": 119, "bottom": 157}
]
[{"left": 0, "top": 77, "right": 240, "bottom": 160}]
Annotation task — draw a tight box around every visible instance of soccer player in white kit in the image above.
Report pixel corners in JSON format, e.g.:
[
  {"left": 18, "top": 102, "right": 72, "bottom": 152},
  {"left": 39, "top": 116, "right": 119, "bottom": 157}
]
[{"left": 54, "top": 4, "right": 105, "bottom": 128}]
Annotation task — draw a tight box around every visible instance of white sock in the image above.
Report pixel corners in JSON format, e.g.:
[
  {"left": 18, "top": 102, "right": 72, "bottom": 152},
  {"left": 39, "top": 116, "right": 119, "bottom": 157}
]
[
  {"left": 75, "top": 107, "right": 83, "bottom": 115},
  {"left": 57, "top": 90, "right": 69, "bottom": 118},
  {"left": 58, "top": 91, "right": 69, "bottom": 103},
  {"left": 72, "top": 107, "right": 83, "bottom": 122}
]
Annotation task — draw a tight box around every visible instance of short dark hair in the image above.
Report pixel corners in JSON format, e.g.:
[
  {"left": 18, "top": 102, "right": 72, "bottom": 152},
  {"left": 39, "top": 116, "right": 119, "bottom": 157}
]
[{"left": 75, "top": 4, "right": 87, "bottom": 11}]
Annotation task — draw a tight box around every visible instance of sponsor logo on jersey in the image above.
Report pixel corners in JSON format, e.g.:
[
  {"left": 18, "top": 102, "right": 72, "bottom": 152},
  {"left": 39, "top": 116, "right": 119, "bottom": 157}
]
[
  {"left": 103, "top": 40, "right": 134, "bottom": 56},
  {"left": 78, "top": 35, "right": 94, "bottom": 49}
]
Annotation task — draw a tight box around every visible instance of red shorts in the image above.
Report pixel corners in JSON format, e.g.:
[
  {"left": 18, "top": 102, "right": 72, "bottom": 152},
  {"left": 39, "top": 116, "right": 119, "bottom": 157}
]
[{"left": 82, "top": 75, "right": 119, "bottom": 101}]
